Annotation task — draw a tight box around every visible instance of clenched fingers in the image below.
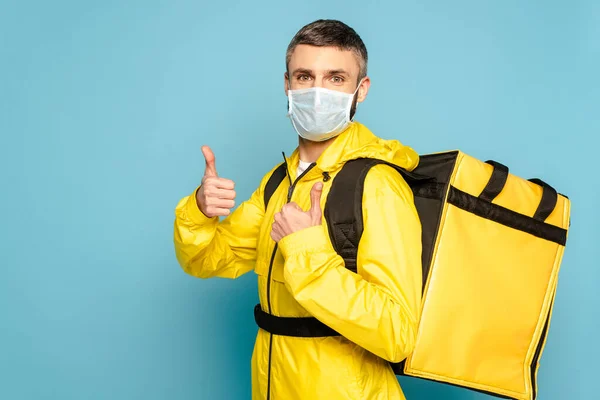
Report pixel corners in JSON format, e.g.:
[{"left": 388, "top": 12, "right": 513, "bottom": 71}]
[
  {"left": 205, "top": 197, "right": 235, "bottom": 209},
  {"left": 203, "top": 186, "right": 236, "bottom": 200},
  {"left": 202, "top": 176, "right": 235, "bottom": 190},
  {"left": 204, "top": 206, "right": 231, "bottom": 217},
  {"left": 271, "top": 222, "right": 284, "bottom": 242}
]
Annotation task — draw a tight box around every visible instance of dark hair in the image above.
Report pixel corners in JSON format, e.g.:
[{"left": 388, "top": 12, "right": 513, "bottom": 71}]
[{"left": 286, "top": 19, "right": 368, "bottom": 81}]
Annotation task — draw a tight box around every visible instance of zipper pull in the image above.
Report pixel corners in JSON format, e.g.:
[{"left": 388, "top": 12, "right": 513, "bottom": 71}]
[{"left": 322, "top": 171, "right": 331, "bottom": 182}]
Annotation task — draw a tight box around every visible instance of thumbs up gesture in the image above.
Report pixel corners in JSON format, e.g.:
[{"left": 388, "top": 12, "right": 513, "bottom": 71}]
[
  {"left": 271, "top": 182, "right": 323, "bottom": 242},
  {"left": 196, "top": 146, "right": 236, "bottom": 217}
]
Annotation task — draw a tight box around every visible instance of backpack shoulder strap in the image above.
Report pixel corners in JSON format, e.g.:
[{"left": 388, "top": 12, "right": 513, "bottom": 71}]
[
  {"left": 324, "top": 158, "right": 428, "bottom": 273},
  {"left": 264, "top": 163, "right": 287, "bottom": 209},
  {"left": 324, "top": 158, "right": 381, "bottom": 273}
]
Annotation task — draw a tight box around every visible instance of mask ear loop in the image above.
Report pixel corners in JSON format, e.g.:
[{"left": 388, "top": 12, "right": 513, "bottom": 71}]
[
  {"left": 287, "top": 81, "right": 294, "bottom": 116},
  {"left": 347, "top": 78, "right": 364, "bottom": 122}
]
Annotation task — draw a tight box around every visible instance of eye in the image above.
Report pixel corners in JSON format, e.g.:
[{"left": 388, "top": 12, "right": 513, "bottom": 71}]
[
  {"left": 331, "top": 76, "right": 345, "bottom": 84},
  {"left": 298, "top": 74, "right": 311, "bottom": 82}
]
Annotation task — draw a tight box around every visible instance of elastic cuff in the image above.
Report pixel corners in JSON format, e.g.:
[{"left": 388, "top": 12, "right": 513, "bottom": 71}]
[
  {"left": 279, "top": 225, "right": 330, "bottom": 258},
  {"left": 185, "top": 186, "right": 217, "bottom": 225}
]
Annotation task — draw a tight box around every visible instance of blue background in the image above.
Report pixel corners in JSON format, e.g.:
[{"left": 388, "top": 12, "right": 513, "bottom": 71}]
[{"left": 1, "top": 1, "right": 598, "bottom": 399}]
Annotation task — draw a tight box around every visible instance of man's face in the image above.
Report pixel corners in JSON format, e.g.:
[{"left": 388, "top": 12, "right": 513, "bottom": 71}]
[{"left": 285, "top": 44, "right": 370, "bottom": 105}]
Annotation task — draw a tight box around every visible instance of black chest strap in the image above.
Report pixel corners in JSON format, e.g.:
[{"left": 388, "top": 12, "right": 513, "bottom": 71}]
[{"left": 254, "top": 304, "right": 340, "bottom": 337}]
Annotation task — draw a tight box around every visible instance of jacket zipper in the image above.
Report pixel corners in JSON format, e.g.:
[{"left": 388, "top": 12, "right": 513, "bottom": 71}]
[{"left": 265, "top": 158, "right": 316, "bottom": 400}]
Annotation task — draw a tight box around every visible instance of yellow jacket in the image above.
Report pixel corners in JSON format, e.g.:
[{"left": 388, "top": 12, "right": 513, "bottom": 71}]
[{"left": 174, "top": 122, "right": 423, "bottom": 399}]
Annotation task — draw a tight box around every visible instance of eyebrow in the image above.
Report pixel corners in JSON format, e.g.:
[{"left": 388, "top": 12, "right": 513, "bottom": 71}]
[
  {"left": 291, "top": 68, "right": 314, "bottom": 76},
  {"left": 290, "top": 68, "right": 350, "bottom": 77},
  {"left": 325, "top": 69, "right": 349, "bottom": 76}
]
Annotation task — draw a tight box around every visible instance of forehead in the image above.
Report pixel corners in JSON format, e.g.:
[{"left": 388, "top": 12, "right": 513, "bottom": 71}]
[{"left": 288, "top": 44, "right": 360, "bottom": 75}]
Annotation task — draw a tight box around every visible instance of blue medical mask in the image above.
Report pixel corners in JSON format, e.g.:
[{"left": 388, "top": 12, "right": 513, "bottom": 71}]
[{"left": 287, "top": 81, "right": 363, "bottom": 142}]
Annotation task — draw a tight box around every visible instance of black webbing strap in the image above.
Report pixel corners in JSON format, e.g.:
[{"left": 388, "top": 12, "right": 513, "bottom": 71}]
[
  {"left": 263, "top": 163, "right": 287, "bottom": 208},
  {"left": 479, "top": 160, "right": 509, "bottom": 202},
  {"left": 323, "top": 158, "right": 377, "bottom": 273},
  {"left": 254, "top": 304, "right": 340, "bottom": 337},
  {"left": 529, "top": 178, "right": 558, "bottom": 222},
  {"left": 448, "top": 187, "right": 567, "bottom": 245}
]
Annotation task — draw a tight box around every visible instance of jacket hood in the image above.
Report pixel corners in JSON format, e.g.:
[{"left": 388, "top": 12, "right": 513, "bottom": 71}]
[{"left": 285, "top": 121, "right": 419, "bottom": 175}]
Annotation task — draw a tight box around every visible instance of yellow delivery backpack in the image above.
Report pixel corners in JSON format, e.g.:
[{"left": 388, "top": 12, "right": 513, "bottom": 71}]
[
  {"left": 394, "top": 151, "right": 570, "bottom": 399},
  {"left": 258, "top": 150, "right": 571, "bottom": 400}
]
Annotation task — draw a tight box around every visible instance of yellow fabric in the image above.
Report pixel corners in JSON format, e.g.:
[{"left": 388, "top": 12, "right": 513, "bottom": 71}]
[
  {"left": 402, "top": 152, "right": 570, "bottom": 400},
  {"left": 174, "top": 122, "right": 423, "bottom": 399}
]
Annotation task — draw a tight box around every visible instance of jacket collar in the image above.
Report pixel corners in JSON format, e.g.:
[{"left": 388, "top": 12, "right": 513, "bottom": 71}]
[
  {"left": 282, "top": 121, "right": 419, "bottom": 180},
  {"left": 283, "top": 122, "right": 375, "bottom": 176}
]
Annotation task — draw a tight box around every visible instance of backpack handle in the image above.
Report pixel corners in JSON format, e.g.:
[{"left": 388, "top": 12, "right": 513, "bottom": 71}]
[
  {"left": 528, "top": 178, "right": 558, "bottom": 222},
  {"left": 480, "top": 160, "right": 509, "bottom": 202},
  {"left": 480, "top": 160, "right": 558, "bottom": 222}
]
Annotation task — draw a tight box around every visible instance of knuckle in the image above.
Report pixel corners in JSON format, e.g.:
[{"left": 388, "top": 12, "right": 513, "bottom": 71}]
[{"left": 219, "top": 178, "right": 233, "bottom": 187}]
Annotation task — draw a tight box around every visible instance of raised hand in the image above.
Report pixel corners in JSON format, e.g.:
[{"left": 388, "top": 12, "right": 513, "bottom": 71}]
[
  {"left": 271, "top": 182, "right": 323, "bottom": 242},
  {"left": 196, "top": 146, "right": 236, "bottom": 217}
]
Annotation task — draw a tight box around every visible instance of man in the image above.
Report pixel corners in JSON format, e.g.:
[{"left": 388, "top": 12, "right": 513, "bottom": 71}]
[{"left": 174, "top": 19, "right": 422, "bottom": 400}]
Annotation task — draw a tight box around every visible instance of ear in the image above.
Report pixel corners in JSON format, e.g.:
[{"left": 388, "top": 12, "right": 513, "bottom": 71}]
[
  {"left": 284, "top": 71, "right": 290, "bottom": 95},
  {"left": 356, "top": 76, "right": 371, "bottom": 103}
]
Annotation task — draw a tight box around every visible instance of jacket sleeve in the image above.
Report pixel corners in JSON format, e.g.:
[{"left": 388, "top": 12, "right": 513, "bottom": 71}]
[
  {"left": 278, "top": 164, "right": 422, "bottom": 363},
  {"left": 173, "top": 169, "right": 272, "bottom": 279}
]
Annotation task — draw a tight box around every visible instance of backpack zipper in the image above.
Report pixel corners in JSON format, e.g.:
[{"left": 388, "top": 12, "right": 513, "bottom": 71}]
[{"left": 265, "top": 157, "right": 316, "bottom": 400}]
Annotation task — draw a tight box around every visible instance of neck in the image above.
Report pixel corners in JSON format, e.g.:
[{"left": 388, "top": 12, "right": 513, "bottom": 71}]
[{"left": 298, "top": 136, "right": 337, "bottom": 163}]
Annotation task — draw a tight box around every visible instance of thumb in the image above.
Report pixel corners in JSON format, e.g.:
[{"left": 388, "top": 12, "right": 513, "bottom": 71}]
[
  {"left": 201, "top": 145, "right": 218, "bottom": 177},
  {"left": 309, "top": 182, "right": 323, "bottom": 221}
]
